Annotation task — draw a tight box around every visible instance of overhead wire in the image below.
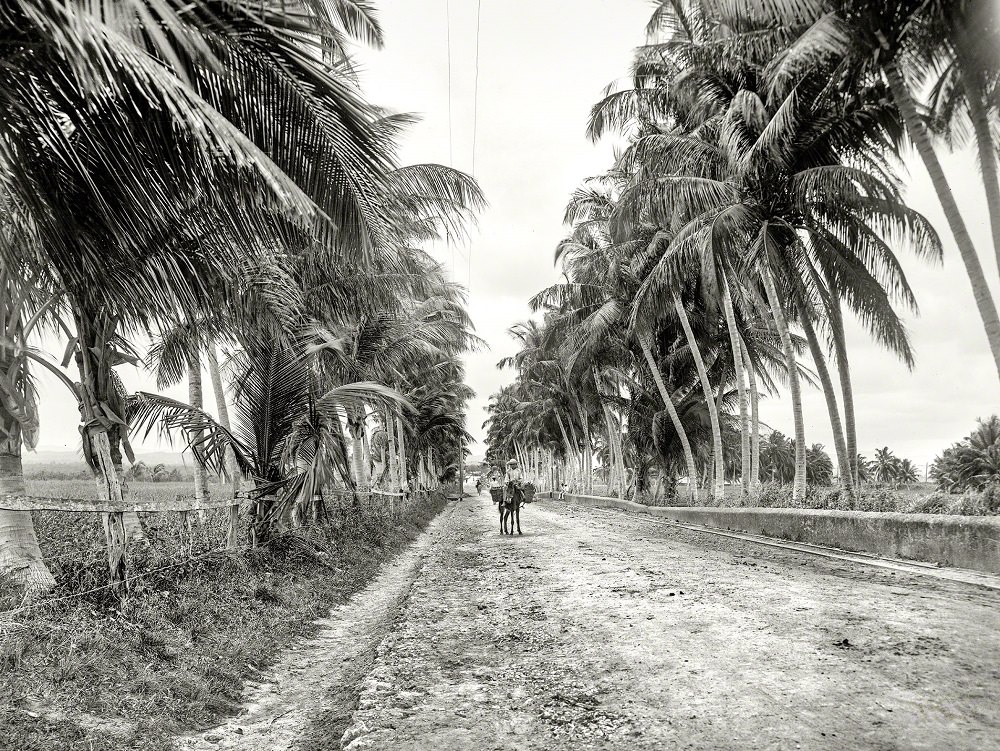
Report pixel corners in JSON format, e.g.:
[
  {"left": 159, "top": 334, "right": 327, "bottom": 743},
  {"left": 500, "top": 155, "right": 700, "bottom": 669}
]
[
  {"left": 442, "top": 0, "right": 482, "bottom": 290},
  {"left": 445, "top": 0, "right": 456, "bottom": 281},
  {"left": 469, "top": 0, "right": 481, "bottom": 292}
]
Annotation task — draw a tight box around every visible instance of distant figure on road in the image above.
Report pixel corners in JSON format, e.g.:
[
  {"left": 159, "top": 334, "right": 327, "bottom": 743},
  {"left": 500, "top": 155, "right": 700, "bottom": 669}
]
[{"left": 560, "top": 481, "right": 569, "bottom": 500}]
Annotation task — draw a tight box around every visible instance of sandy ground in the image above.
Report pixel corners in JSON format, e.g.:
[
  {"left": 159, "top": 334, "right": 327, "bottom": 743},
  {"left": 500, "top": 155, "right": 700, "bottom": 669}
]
[{"left": 178, "top": 494, "right": 1000, "bottom": 751}]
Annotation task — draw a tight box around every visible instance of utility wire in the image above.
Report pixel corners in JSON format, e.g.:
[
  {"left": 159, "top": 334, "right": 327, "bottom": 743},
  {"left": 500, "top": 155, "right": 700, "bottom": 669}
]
[
  {"left": 445, "top": 0, "right": 455, "bottom": 281},
  {"left": 445, "top": 0, "right": 454, "bottom": 169},
  {"left": 472, "top": 0, "right": 481, "bottom": 176},
  {"left": 469, "top": 0, "right": 482, "bottom": 292}
]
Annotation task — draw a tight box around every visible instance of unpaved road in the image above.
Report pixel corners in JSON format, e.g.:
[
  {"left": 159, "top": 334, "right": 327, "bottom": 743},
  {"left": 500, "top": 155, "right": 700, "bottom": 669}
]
[{"left": 181, "top": 494, "right": 1000, "bottom": 751}]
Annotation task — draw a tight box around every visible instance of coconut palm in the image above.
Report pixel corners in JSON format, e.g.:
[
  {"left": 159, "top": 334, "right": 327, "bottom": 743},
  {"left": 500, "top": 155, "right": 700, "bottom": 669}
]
[
  {"left": 931, "top": 416, "right": 1000, "bottom": 492},
  {"left": 896, "top": 458, "right": 920, "bottom": 484},
  {"left": 590, "top": 1, "right": 940, "bottom": 499},
  {"left": 0, "top": 265, "right": 55, "bottom": 592},
  {"left": 0, "top": 0, "right": 401, "bottom": 585},
  {"left": 754, "top": 0, "right": 1000, "bottom": 378},
  {"left": 806, "top": 444, "right": 835, "bottom": 486},
  {"left": 760, "top": 431, "right": 796, "bottom": 485},
  {"left": 873, "top": 446, "right": 901, "bottom": 485}
]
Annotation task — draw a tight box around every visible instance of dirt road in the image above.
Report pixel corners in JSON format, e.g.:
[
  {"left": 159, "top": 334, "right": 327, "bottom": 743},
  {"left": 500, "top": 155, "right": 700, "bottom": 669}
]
[{"left": 182, "top": 494, "right": 1000, "bottom": 750}]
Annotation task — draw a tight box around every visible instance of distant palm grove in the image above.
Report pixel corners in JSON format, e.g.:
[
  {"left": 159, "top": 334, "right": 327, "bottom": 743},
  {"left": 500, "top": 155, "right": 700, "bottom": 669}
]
[
  {"left": 486, "top": 0, "right": 1000, "bottom": 508},
  {"left": 0, "top": 1, "right": 481, "bottom": 593}
]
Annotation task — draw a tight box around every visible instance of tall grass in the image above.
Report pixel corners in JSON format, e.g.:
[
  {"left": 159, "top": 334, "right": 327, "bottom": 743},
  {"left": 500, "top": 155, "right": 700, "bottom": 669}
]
[{"left": 1, "top": 490, "right": 449, "bottom": 751}]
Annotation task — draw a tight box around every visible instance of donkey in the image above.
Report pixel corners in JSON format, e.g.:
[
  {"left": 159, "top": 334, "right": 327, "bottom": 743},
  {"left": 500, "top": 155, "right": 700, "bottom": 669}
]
[{"left": 500, "top": 483, "right": 524, "bottom": 535}]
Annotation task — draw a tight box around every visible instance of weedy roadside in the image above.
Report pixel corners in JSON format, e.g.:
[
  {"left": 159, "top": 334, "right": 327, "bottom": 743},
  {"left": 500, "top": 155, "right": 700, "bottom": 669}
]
[{"left": 0, "top": 491, "right": 448, "bottom": 751}]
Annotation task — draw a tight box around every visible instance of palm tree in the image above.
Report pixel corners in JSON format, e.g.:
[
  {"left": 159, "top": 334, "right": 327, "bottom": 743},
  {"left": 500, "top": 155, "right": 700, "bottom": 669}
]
[
  {"left": 931, "top": 416, "right": 1000, "bottom": 492},
  {"left": 1, "top": 0, "right": 487, "bottom": 588},
  {"left": 756, "top": 0, "right": 1000, "bottom": 379},
  {"left": 873, "top": 447, "right": 900, "bottom": 485},
  {"left": 806, "top": 444, "right": 835, "bottom": 486},
  {"left": 896, "top": 458, "right": 920, "bottom": 484},
  {"left": 925, "top": 2, "right": 1000, "bottom": 276},
  {"left": 590, "top": 1, "right": 940, "bottom": 500},
  {"left": 760, "top": 431, "right": 796, "bottom": 485},
  {"left": 0, "top": 258, "right": 62, "bottom": 592}
]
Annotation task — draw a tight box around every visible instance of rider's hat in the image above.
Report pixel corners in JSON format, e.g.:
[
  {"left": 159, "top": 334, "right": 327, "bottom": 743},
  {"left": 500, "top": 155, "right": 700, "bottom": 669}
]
[{"left": 506, "top": 459, "right": 517, "bottom": 466}]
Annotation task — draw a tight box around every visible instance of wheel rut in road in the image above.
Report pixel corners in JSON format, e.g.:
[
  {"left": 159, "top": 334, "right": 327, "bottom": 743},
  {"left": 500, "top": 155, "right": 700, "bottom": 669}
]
[
  {"left": 338, "top": 495, "right": 1000, "bottom": 751},
  {"left": 174, "top": 503, "right": 457, "bottom": 751}
]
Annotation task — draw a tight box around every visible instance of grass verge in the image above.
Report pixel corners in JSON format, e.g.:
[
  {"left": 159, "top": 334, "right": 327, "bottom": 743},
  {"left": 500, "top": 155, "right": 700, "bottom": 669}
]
[
  {"left": 0, "top": 492, "right": 447, "bottom": 751},
  {"left": 588, "top": 482, "right": 1000, "bottom": 515}
]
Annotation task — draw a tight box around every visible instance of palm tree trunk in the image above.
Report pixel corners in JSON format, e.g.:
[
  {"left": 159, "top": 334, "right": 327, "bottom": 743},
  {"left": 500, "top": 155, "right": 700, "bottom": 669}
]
[
  {"left": 350, "top": 430, "right": 365, "bottom": 488},
  {"left": 188, "top": 353, "right": 209, "bottom": 504},
  {"left": 72, "top": 312, "right": 144, "bottom": 563},
  {"left": 800, "top": 314, "right": 853, "bottom": 492},
  {"left": 885, "top": 61, "right": 1000, "bottom": 379},
  {"left": 0, "top": 446, "right": 55, "bottom": 594},
  {"left": 554, "top": 409, "right": 576, "bottom": 487},
  {"left": 955, "top": 29, "right": 1000, "bottom": 279},
  {"left": 385, "top": 413, "right": 398, "bottom": 492},
  {"left": 612, "top": 409, "right": 627, "bottom": 500},
  {"left": 741, "top": 336, "right": 762, "bottom": 491},
  {"left": 363, "top": 425, "right": 372, "bottom": 487},
  {"left": 564, "top": 408, "right": 583, "bottom": 489},
  {"left": 207, "top": 346, "right": 240, "bottom": 491},
  {"left": 573, "top": 398, "right": 593, "bottom": 495},
  {"left": 395, "top": 413, "right": 407, "bottom": 492},
  {"left": 760, "top": 267, "right": 806, "bottom": 500},
  {"left": 639, "top": 334, "right": 699, "bottom": 502},
  {"left": 207, "top": 346, "right": 241, "bottom": 546},
  {"left": 674, "top": 296, "right": 724, "bottom": 500},
  {"left": 601, "top": 405, "right": 616, "bottom": 495},
  {"left": 722, "top": 281, "right": 750, "bottom": 496},
  {"left": 825, "top": 278, "right": 858, "bottom": 486},
  {"left": 605, "top": 405, "right": 626, "bottom": 500}
]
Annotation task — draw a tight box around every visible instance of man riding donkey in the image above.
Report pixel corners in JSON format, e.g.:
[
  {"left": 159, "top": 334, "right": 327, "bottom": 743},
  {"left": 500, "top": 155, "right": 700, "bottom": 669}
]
[{"left": 501, "top": 458, "right": 525, "bottom": 535}]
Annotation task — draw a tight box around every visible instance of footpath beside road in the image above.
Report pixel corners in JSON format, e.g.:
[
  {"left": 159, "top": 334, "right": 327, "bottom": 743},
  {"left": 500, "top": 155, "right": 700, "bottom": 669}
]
[
  {"left": 177, "top": 493, "right": 1000, "bottom": 751},
  {"left": 339, "top": 494, "right": 1000, "bottom": 750}
]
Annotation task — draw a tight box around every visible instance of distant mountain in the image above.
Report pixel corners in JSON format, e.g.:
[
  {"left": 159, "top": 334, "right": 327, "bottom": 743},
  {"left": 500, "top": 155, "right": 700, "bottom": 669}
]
[{"left": 24, "top": 448, "right": 188, "bottom": 466}]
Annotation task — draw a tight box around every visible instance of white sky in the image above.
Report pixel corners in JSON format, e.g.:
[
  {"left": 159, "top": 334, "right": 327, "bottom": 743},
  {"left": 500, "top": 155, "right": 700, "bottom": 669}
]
[{"left": 32, "top": 0, "right": 1000, "bottom": 475}]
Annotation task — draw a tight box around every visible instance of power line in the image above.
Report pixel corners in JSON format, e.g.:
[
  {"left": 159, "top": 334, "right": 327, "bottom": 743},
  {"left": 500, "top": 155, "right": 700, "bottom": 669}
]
[
  {"left": 445, "top": 0, "right": 455, "bottom": 282},
  {"left": 472, "top": 0, "right": 481, "bottom": 176},
  {"left": 445, "top": 0, "right": 454, "bottom": 168},
  {"left": 469, "top": 0, "right": 481, "bottom": 293}
]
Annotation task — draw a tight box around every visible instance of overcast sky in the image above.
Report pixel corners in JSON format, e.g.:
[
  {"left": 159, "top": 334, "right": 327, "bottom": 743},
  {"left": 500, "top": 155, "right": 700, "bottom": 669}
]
[{"left": 33, "top": 0, "right": 1000, "bottom": 474}]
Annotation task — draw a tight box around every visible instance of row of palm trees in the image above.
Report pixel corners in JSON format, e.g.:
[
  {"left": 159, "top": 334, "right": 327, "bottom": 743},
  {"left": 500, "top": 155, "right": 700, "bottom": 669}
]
[
  {"left": 485, "top": 0, "right": 995, "bottom": 503},
  {"left": 0, "top": 0, "right": 479, "bottom": 594}
]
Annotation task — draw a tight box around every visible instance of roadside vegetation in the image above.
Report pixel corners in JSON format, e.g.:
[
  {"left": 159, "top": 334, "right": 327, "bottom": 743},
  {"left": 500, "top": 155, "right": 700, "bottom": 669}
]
[
  {"left": 0, "top": 0, "right": 479, "bottom": 600},
  {"left": 486, "top": 0, "right": 1000, "bottom": 515},
  {"left": 0, "top": 493, "right": 447, "bottom": 751}
]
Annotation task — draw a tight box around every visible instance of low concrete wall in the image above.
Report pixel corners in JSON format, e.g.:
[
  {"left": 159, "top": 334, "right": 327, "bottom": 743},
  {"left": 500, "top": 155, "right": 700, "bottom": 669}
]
[{"left": 540, "top": 492, "right": 1000, "bottom": 575}]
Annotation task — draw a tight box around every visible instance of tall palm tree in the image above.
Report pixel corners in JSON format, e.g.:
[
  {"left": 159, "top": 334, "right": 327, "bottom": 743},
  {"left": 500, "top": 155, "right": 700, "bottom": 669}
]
[
  {"left": 591, "top": 1, "right": 940, "bottom": 499},
  {"left": 0, "top": 261, "right": 58, "bottom": 592},
  {"left": 757, "top": 0, "right": 1000, "bottom": 379}
]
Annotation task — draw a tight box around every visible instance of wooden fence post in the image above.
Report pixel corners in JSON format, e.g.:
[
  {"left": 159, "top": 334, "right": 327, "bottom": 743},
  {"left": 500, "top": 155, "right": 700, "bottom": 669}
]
[{"left": 227, "top": 495, "right": 240, "bottom": 550}]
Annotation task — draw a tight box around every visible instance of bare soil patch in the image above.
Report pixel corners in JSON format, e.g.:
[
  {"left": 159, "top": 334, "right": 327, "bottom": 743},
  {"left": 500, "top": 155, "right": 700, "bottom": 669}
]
[{"left": 338, "top": 493, "right": 1000, "bottom": 750}]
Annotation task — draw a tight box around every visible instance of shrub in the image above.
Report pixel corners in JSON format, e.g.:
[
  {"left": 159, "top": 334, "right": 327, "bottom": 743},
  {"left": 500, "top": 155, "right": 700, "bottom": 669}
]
[{"left": 931, "top": 416, "right": 1000, "bottom": 492}]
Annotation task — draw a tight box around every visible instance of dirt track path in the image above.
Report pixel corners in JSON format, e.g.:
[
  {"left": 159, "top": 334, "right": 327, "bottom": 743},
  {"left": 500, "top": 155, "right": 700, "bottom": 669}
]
[{"left": 178, "top": 494, "right": 1000, "bottom": 750}]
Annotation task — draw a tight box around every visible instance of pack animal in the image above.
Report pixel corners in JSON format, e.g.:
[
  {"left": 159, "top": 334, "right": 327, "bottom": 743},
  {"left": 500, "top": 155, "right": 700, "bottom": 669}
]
[{"left": 500, "top": 482, "right": 523, "bottom": 535}]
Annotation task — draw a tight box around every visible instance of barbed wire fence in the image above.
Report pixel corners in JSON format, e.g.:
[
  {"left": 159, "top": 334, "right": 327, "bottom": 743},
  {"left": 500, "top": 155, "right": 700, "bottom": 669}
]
[{"left": 0, "top": 483, "right": 433, "bottom": 620}]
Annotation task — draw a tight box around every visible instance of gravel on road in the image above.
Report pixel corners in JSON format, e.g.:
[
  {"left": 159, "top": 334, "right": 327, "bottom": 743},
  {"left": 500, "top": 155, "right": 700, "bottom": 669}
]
[
  {"left": 176, "top": 494, "right": 1000, "bottom": 750},
  {"left": 341, "top": 495, "right": 1000, "bottom": 751}
]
